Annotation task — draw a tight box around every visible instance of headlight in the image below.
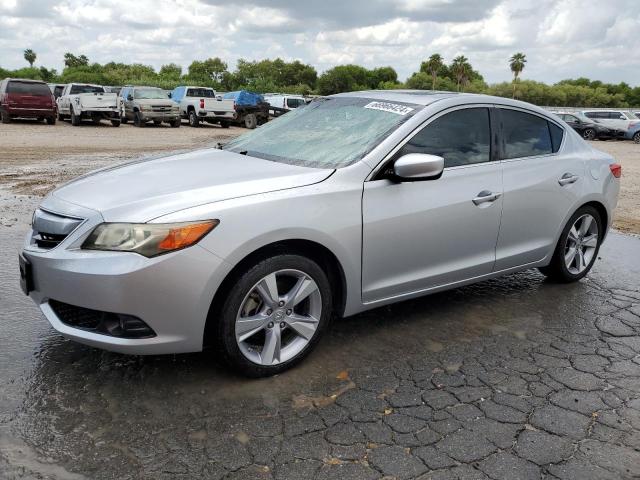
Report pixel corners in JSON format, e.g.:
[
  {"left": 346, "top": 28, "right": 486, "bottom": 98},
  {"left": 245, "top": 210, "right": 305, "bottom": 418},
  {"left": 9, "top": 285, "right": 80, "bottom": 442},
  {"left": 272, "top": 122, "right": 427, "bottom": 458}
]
[{"left": 82, "top": 220, "right": 218, "bottom": 257}]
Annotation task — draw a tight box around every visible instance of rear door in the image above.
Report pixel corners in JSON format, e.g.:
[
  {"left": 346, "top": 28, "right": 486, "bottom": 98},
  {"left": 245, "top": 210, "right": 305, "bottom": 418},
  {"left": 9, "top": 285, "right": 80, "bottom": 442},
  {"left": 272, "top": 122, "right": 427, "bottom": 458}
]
[
  {"left": 362, "top": 106, "right": 503, "bottom": 302},
  {"left": 494, "top": 107, "right": 583, "bottom": 270}
]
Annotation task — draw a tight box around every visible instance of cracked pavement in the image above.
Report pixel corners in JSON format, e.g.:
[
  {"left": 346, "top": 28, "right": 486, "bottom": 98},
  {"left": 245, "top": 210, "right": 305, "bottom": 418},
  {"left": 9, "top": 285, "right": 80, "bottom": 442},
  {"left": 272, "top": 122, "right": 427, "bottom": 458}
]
[{"left": 1, "top": 197, "right": 640, "bottom": 479}]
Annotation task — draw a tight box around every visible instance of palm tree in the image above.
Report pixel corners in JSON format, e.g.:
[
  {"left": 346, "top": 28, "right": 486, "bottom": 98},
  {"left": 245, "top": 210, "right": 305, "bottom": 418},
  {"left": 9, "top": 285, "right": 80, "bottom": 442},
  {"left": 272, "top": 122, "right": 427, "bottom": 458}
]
[
  {"left": 509, "top": 52, "right": 527, "bottom": 98},
  {"left": 24, "top": 49, "right": 36, "bottom": 67},
  {"left": 424, "top": 54, "right": 444, "bottom": 90},
  {"left": 451, "top": 55, "right": 471, "bottom": 92}
]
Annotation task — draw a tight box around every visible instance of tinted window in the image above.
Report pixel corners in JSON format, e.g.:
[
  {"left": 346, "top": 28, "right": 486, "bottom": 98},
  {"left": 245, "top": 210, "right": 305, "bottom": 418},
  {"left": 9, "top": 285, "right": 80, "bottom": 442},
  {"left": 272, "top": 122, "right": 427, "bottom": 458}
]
[
  {"left": 584, "top": 111, "right": 601, "bottom": 119},
  {"left": 549, "top": 122, "right": 564, "bottom": 152},
  {"left": 53, "top": 85, "right": 64, "bottom": 98},
  {"left": 286, "top": 98, "right": 305, "bottom": 108},
  {"left": 69, "top": 84, "right": 105, "bottom": 94},
  {"left": 7, "top": 81, "right": 51, "bottom": 96},
  {"left": 500, "top": 109, "right": 552, "bottom": 159},
  {"left": 186, "top": 88, "right": 215, "bottom": 98},
  {"left": 395, "top": 108, "right": 490, "bottom": 168}
]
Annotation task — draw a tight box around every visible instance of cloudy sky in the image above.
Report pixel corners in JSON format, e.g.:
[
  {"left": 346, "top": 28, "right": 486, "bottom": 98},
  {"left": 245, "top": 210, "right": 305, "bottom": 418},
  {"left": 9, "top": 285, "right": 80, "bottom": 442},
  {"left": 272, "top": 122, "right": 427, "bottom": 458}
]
[{"left": 1, "top": 0, "right": 638, "bottom": 85}]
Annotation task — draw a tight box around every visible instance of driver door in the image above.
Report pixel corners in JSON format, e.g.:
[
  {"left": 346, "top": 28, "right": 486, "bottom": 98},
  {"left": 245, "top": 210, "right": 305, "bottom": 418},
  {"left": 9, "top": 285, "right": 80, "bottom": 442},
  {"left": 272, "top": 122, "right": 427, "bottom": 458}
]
[{"left": 362, "top": 106, "right": 503, "bottom": 303}]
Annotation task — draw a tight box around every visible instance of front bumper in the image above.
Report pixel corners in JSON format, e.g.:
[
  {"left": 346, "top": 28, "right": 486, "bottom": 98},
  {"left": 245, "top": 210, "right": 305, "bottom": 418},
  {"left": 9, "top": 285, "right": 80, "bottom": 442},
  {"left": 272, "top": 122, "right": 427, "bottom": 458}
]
[
  {"left": 22, "top": 229, "right": 230, "bottom": 355},
  {"left": 140, "top": 111, "right": 180, "bottom": 122}
]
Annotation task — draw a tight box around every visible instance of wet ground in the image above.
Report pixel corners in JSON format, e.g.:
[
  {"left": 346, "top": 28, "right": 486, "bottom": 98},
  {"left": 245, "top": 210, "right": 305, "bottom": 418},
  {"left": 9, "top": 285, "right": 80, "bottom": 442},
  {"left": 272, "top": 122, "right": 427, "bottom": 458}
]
[{"left": 1, "top": 187, "right": 640, "bottom": 479}]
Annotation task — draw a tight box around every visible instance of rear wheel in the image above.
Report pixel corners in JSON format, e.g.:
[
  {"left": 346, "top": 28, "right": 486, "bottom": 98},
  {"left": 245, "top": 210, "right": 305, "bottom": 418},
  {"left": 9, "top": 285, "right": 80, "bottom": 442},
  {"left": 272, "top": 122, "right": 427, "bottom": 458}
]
[
  {"left": 0, "top": 110, "right": 10, "bottom": 124},
  {"left": 188, "top": 110, "right": 200, "bottom": 127},
  {"left": 46, "top": 117, "right": 56, "bottom": 125},
  {"left": 633, "top": 132, "right": 640, "bottom": 144},
  {"left": 70, "top": 108, "right": 81, "bottom": 126},
  {"left": 244, "top": 113, "right": 257, "bottom": 129},
  {"left": 134, "top": 111, "right": 145, "bottom": 127},
  {"left": 539, "top": 206, "right": 602, "bottom": 283},
  {"left": 582, "top": 128, "right": 596, "bottom": 141},
  {"left": 214, "top": 254, "right": 332, "bottom": 377}
]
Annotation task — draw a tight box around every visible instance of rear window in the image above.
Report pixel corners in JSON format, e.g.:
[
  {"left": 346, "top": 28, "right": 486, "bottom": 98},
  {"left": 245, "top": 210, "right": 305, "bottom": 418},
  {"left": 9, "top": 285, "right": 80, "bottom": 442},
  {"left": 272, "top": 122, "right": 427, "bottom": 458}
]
[
  {"left": 186, "top": 88, "right": 215, "bottom": 98},
  {"left": 69, "top": 84, "right": 105, "bottom": 95},
  {"left": 286, "top": 98, "right": 305, "bottom": 108},
  {"left": 7, "top": 81, "right": 51, "bottom": 96},
  {"left": 500, "top": 109, "right": 555, "bottom": 159}
]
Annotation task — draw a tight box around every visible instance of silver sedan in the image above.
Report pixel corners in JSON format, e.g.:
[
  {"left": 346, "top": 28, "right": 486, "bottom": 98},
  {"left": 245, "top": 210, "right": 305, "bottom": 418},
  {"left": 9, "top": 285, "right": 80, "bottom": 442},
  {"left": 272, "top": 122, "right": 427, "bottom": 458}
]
[{"left": 20, "top": 91, "right": 621, "bottom": 376}]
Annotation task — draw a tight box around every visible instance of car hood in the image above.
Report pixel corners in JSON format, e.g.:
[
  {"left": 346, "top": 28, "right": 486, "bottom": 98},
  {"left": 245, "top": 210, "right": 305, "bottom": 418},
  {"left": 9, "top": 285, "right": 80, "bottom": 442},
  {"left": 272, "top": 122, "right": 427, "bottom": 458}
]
[
  {"left": 135, "top": 99, "right": 174, "bottom": 106},
  {"left": 49, "top": 148, "right": 334, "bottom": 222}
]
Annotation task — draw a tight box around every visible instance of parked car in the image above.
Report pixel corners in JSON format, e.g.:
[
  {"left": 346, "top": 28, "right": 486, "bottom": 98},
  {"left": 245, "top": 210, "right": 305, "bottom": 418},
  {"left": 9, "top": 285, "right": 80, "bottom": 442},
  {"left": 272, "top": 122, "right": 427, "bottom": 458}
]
[
  {"left": 582, "top": 109, "right": 639, "bottom": 137},
  {"left": 169, "top": 86, "right": 235, "bottom": 127},
  {"left": 119, "top": 86, "right": 180, "bottom": 128},
  {"left": 57, "top": 83, "right": 121, "bottom": 126},
  {"left": 625, "top": 123, "right": 640, "bottom": 143},
  {"left": 0, "top": 78, "right": 56, "bottom": 124},
  {"left": 19, "top": 91, "right": 620, "bottom": 376},
  {"left": 222, "top": 90, "right": 269, "bottom": 128},
  {"left": 264, "top": 94, "right": 308, "bottom": 117},
  {"left": 555, "top": 112, "right": 623, "bottom": 140},
  {"left": 48, "top": 83, "right": 66, "bottom": 99}
]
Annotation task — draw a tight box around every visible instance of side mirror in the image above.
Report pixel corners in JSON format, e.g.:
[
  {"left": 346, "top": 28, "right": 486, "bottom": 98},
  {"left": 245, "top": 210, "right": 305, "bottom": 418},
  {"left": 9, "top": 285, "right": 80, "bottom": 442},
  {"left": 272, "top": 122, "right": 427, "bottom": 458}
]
[
  {"left": 168, "top": 92, "right": 172, "bottom": 98},
  {"left": 216, "top": 95, "right": 222, "bottom": 101},
  {"left": 393, "top": 153, "right": 444, "bottom": 181},
  {"left": 127, "top": 94, "right": 133, "bottom": 101}
]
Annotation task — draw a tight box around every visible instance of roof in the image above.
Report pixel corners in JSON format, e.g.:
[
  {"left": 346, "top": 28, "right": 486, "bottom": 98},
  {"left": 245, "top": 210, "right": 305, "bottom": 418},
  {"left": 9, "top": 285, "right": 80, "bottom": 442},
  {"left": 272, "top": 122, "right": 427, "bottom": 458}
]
[
  {"left": 332, "top": 89, "right": 461, "bottom": 106},
  {"left": 5, "top": 78, "right": 47, "bottom": 83}
]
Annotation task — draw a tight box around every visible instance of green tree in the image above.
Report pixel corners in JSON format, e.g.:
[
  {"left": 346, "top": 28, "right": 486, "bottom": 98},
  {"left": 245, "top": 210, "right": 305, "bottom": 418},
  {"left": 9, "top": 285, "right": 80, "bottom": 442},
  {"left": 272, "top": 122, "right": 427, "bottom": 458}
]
[
  {"left": 509, "top": 52, "right": 527, "bottom": 98},
  {"left": 368, "top": 66, "right": 398, "bottom": 88},
  {"left": 23, "top": 49, "right": 36, "bottom": 67},
  {"left": 450, "top": 55, "right": 472, "bottom": 92},
  {"left": 421, "top": 54, "right": 444, "bottom": 90},
  {"left": 159, "top": 63, "right": 182, "bottom": 79},
  {"left": 317, "top": 65, "right": 371, "bottom": 95},
  {"left": 188, "top": 57, "right": 228, "bottom": 86},
  {"left": 64, "top": 53, "right": 89, "bottom": 68}
]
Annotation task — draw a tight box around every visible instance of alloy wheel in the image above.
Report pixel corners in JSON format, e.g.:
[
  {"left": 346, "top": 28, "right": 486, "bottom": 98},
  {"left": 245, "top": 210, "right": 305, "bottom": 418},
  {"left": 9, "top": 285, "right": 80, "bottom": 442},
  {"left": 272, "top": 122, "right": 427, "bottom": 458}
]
[
  {"left": 582, "top": 129, "right": 596, "bottom": 140},
  {"left": 235, "top": 269, "right": 322, "bottom": 366},
  {"left": 564, "top": 214, "right": 599, "bottom": 275},
  {"left": 634, "top": 132, "right": 640, "bottom": 144}
]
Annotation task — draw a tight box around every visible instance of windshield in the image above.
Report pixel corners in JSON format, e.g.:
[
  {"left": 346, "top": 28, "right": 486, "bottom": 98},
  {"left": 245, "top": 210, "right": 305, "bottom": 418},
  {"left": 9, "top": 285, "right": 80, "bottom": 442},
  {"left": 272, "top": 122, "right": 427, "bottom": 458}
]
[
  {"left": 69, "top": 84, "right": 105, "bottom": 95},
  {"left": 186, "top": 88, "right": 215, "bottom": 98},
  {"left": 223, "top": 97, "right": 421, "bottom": 168},
  {"left": 134, "top": 88, "right": 167, "bottom": 100}
]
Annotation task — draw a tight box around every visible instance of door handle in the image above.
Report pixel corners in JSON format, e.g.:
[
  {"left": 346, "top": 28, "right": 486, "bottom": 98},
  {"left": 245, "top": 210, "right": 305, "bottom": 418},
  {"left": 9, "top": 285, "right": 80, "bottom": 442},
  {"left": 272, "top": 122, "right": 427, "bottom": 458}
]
[
  {"left": 472, "top": 190, "right": 502, "bottom": 206},
  {"left": 558, "top": 173, "right": 579, "bottom": 186}
]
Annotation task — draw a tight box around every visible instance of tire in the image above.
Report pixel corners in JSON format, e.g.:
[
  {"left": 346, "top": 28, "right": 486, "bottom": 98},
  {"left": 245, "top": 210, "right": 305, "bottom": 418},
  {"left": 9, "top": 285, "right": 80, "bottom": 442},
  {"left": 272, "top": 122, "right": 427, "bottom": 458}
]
[
  {"left": 0, "top": 110, "right": 10, "bottom": 124},
  {"left": 219, "top": 120, "right": 230, "bottom": 128},
  {"left": 111, "top": 119, "right": 121, "bottom": 127},
  {"left": 633, "top": 132, "right": 640, "bottom": 144},
  {"left": 46, "top": 117, "right": 56, "bottom": 125},
  {"left": 70, "top": 108, "right": 81, "bottom": 126},
  {"left": 538, "top": 205, "right": 603, "bottom": 283},
  {"left": 134, "top": 111, "right": 145, "bottom": 128},
  {"left": 214, "top": 254, "right": 332, "bottom": 377},
  {"left": 188, "top": 110, "right": 199, "bottom": 127},
  {"left": 582, "top": 128, "right": 596, "bottom": 141},
  {"left": 244, "top": 113, "right": 257, "bottom": 129},
  {"left": 170, "top": 118, "right": 181, "bottom": 128}
]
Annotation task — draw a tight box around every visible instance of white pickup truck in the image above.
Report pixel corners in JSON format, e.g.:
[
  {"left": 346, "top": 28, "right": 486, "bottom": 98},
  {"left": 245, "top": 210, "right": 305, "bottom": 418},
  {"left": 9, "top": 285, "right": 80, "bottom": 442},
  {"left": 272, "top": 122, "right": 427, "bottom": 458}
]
[
  {"left": 57, "top": 83, "right": 121, "bottom": 127},
  {"left": 169, "top": 86, "right": 235, "bottom": 128}
]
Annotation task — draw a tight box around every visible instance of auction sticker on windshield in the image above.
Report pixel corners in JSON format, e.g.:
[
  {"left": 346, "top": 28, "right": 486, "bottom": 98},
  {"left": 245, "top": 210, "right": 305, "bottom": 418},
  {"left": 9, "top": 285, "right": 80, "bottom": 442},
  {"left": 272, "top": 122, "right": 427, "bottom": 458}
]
[{"left": 364, "top": 101, "right": 414, "bottom": 115}]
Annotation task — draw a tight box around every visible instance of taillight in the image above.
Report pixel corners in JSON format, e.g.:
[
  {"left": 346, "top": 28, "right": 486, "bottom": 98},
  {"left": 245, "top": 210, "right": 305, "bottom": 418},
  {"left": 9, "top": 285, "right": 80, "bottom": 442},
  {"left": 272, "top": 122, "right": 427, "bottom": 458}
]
[
  {"left": 610, "top": 163, "right": 622, "bottom": 178},
  {"left": 199, "top": 99, "right": 204, "bottom": 109}
]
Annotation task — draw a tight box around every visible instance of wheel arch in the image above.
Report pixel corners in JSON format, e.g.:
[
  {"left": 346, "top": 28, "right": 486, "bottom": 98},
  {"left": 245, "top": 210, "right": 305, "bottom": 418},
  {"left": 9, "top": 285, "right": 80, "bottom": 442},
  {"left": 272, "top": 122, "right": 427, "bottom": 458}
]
[{"left": 203, "top": 239, "right": 348, "bottom": 348}]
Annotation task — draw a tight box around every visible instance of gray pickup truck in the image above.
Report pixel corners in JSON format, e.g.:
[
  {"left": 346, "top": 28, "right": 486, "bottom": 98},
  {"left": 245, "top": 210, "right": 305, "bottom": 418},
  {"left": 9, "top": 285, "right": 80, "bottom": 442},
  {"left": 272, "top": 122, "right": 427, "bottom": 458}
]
[{"left": 119, "top": 86, "right": 180, "bottom": 128}]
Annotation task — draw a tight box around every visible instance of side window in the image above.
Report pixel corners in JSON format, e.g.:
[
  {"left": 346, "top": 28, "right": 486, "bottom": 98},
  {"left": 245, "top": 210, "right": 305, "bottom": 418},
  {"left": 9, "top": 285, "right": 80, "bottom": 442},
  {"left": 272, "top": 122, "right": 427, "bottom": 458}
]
[
  {"left": 500, "top": 109, "right": 552, "bottom": 159},
  {"left": 395, "top": 108, "right": 491, "bottom": 168},
  {"left": 548, "top": 122, "right": 564, "bottom": 153}
]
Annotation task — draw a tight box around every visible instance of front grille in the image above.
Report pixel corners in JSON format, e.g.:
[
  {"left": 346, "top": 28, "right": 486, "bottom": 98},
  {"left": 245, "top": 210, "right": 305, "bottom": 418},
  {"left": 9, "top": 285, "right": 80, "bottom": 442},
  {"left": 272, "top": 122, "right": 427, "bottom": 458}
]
[
  {"left": 49, "top": 300, "right": 156, "bottom": 339},
  {"left": 31, "top": 208, "right": 84, "bottom": 250},
  {"left": 151, "top": 105, "right": 172, "bottom": 112}
]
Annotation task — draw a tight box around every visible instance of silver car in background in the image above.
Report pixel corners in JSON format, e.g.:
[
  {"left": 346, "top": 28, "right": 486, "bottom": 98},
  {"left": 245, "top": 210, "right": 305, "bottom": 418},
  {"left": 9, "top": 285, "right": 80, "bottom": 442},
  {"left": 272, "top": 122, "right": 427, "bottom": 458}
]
[{"left": 20, "top": 91, "right": 621, "bottom": 376}]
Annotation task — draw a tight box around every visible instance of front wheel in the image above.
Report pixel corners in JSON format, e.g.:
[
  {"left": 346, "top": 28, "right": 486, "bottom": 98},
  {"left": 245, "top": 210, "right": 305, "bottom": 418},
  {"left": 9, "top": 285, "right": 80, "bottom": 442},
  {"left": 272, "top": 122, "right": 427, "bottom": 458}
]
[
  {"left": 539, "top": 206, "right": 602, "bottom": 282},
  {"left": 70, "top": 109, "right": 81, "bottom": 126},
  {"left": 170, "top": 118, "right": 181, "bottom": 128},
  {"left": 214, "top": 254, "right": 332, "bottom": 377},
  {"left": 633, "top": 132, "right": 640, "bottom": 144},
  {"left": 244, "top": 113, "right": 257, "bottom": 129},
  {"left": 582, "top": 128, "right": 596, "bottom": 141}
]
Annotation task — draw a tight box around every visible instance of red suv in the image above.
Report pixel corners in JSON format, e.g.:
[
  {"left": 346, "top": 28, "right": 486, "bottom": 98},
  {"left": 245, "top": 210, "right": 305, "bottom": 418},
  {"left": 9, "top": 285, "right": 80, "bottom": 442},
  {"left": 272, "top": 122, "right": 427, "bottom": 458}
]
[{"left": 0, "top": 78, "right": 56, "bottom": 124}]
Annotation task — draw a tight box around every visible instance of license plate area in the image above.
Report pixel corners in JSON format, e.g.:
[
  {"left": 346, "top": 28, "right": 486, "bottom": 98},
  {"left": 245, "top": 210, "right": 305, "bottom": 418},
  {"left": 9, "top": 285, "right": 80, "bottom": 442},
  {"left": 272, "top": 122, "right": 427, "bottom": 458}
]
[{"left": 19, "top": 254, "right": 34, "bottom": 295}]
